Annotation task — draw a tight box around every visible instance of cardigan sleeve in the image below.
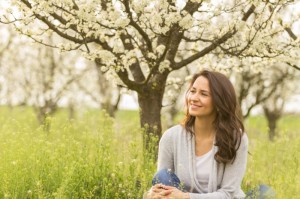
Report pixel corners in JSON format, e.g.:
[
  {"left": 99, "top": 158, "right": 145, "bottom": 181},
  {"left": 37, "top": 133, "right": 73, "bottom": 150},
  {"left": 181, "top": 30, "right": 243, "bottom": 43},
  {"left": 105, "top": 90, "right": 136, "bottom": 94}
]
[
  {"left": 157, "top": 129, "right": 175, "bottom": 172},
  {"left": 189, "top": 134, "right": 248, "bottom": 199}
]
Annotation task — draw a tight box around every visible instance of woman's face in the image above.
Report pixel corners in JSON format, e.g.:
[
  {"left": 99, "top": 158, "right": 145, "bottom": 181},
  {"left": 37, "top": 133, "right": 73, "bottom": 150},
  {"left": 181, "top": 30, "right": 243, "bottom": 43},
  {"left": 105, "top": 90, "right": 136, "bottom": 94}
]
[{"left": 187, "top": 76, "right": 216, "bottom": 119}]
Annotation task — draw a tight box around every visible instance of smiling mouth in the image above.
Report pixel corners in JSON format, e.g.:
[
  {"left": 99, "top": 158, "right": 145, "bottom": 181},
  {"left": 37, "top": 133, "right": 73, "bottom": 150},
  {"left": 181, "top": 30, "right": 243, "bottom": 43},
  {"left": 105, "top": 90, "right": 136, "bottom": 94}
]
[{"left": 190, "top": 104, "right": 202, "bottom": 108}]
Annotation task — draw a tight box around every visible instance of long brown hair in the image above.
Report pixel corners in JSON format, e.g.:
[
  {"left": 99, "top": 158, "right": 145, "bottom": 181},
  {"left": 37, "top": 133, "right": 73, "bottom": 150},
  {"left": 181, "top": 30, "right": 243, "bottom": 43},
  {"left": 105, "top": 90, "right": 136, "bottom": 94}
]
[{"left": 183, "top": 70, "right": 244, "bottom": 164}]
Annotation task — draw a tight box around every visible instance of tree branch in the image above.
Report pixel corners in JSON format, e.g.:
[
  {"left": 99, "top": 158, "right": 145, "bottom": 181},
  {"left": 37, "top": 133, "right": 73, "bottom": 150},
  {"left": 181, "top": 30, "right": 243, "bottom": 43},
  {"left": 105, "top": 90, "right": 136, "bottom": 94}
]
[
  {"left": 182, "top": 36, "right": 213, "bottom": 43},
  {"left": 286, "top": 62, "right": 300, "bottom": 70},
  {"left": 242, "top": 4, "right": 256, "bottom": 21},
  {"left": 123, "top": 0, "right": 153, "bottom": 52},
  {"left": 243, "top": 69, "right": 290, "bottom": 119},
  {"left": 19, "top": 0, "right": 119, "bottom": 55},
  {"left": 119, "top": 33, "right": 146, "bottom": 83},
  {"left": 116, "top": 69, "right": 143, "bottom": 92},
  {"left": 174, "top": 28, "right": 237, "bottom": 69},
  {"left": 95, "top": 58, "right": 142, "bottom": 92},
  {"left": 284, "top": 27, "right": 297, "bottom": 40}
]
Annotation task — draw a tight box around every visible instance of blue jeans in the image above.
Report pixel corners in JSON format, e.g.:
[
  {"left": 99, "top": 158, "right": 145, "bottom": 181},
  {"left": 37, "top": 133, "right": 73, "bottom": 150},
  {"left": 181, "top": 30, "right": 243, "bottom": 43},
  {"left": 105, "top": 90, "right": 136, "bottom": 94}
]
[
  {"left": 152, "top": 169, "right": 275, "bottom": 198},
  {"left": 245, "top": 184, "right": 276, "bottom": 199},
  {"left": 152, "top": 169, "right": 182, "bottom": 190}
]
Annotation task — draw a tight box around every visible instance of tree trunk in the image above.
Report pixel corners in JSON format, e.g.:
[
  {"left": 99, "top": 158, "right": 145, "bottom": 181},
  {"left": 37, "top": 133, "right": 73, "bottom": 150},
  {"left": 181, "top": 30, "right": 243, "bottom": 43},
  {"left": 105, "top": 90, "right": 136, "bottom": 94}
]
[
  {"left": 96, "top": 66, "right": 119, "bottom": 118},
  {"left": 35, "top": 102, "right": 57, "bottom": 132},
  {"left": 36, "top": 107, "right": 51, "bottom": 132},
  {"left": 68, "top": 103, "right": 75, "bottom": 120},
  {"left": 138, "top": 86, "right": 165, "bottom": 150},
  {"left": 263, "top": 107, "right": 281, "bottom": 141},
  {"left": 267, "top": 118, "right": 276, "bottom": 141},
  {"left": 101, "top": 91, "right": 121, "bottom": 118}
]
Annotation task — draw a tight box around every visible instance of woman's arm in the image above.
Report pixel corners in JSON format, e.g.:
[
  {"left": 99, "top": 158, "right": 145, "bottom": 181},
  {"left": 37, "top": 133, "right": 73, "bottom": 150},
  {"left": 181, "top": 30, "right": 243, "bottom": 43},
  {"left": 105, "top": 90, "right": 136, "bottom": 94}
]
[{"left": 157, "top": 129, "right": 175, "bottom": 171}]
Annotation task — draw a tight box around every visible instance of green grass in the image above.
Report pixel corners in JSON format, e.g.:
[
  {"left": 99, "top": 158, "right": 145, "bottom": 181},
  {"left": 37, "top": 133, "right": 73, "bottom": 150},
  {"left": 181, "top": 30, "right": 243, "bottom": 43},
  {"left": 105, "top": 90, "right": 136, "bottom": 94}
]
[
  {"left": 0, "top": 107, "right": 155, "bottom": 198},
  {"left": 243, "top": 115, "right": 300, "bottom": 198},
  {"left": 0, "top": 106, "right": 299, "bottom": 198}
]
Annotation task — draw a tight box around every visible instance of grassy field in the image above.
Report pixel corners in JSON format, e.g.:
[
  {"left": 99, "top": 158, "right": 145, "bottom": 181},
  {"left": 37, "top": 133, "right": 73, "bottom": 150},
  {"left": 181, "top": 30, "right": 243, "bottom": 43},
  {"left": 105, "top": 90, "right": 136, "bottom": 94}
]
[
  {"left": 0, "top": 107, "right": 299, "bottom": 198},
  {"left": 243, "top": 115, "right": 300, "bottom": 198}
]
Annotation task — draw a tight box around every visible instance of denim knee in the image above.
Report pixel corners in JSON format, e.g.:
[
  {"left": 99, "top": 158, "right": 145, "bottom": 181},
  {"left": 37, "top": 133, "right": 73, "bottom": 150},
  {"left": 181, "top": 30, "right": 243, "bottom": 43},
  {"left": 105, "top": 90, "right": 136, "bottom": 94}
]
[
  {"left": 246, "top": 184, "right": 276, "bottom": 199},
  {"left": 152, "top": 169, "right": 181, "bottom": 189}
]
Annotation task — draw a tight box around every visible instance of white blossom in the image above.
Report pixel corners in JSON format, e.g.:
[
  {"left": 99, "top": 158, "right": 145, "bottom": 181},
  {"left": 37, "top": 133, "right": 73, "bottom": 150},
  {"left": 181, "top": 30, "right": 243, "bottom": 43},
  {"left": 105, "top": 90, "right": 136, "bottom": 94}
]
[
  {"left": 159, "top": 60, "right": 171, "bottom": 73},
  {"left": 148, "top": 53, "right": 157, "bottom": 60}
]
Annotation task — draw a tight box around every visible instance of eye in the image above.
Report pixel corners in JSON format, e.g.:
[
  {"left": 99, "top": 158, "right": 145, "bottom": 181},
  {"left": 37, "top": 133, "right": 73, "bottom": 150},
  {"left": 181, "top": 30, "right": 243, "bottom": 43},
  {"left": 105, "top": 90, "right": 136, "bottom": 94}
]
[
  {"left": 190, "top": 89, "right": 196, "bottom": 93},
  {"left": 201, "top": 92, "right": 208, "bottom": 96}
]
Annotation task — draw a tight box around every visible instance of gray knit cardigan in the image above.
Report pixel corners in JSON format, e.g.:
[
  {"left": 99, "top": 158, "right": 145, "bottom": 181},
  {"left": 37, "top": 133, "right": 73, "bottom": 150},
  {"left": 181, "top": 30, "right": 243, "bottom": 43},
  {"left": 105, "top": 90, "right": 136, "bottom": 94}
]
[{"left": 157, "top": 125, "right": 248, "bottom": 199}]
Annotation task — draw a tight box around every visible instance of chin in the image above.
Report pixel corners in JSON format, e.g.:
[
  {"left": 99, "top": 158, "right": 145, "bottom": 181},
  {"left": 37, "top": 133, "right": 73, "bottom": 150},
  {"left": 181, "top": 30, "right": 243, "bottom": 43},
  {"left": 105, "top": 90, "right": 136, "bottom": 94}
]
[{"left": 189, "top": 112, "right": 200, "bottom": 117}]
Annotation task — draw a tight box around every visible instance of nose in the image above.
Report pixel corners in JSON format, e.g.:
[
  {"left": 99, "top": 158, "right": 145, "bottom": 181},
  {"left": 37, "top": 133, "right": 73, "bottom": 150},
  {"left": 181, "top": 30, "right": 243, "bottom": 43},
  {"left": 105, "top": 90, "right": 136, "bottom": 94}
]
[{"left": 190, "top": 93, "right": 200, "bottom": 102}]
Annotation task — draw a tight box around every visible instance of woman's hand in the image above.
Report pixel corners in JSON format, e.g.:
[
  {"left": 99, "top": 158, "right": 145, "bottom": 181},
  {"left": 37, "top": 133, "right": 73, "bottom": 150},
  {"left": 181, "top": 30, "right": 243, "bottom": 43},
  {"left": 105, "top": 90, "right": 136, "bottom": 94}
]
[
  {"left": 146, "top": 184, "right": 172, "bottom": 199},
  {"left": 146, "top": 184, "right": 189, "bottom": 199},
  {"left": 161, "top": 185, "right": 190, "bottom": 199}
]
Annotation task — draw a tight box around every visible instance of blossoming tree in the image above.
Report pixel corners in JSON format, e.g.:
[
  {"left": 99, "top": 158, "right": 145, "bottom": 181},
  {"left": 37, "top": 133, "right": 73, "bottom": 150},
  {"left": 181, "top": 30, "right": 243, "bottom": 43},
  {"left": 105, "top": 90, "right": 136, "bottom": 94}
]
[
  {"left": 2, "top": 0, "right": 299, "bottom": 147},
  {"left": 0, "top": 32, "right": 91, "bottom": 128}
]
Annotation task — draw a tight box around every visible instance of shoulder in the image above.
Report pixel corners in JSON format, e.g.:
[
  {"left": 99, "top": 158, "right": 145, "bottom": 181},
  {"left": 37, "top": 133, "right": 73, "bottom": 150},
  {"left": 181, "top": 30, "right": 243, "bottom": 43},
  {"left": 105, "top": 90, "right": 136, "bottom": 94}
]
[
  {"left": 164, "top": 124, "right": 185, "bottom": 134},
  {"left": 161, "top": 124, "right": 185, "bottom": 138},
  {"left": 234, "top": 132, "right": 248, "bottom": 155},
  {"left": 240, "top": 133, "right": 249, "bottom": 148},
  {"left": 160, "top": 124, "right": 186, "bottom": 144}
]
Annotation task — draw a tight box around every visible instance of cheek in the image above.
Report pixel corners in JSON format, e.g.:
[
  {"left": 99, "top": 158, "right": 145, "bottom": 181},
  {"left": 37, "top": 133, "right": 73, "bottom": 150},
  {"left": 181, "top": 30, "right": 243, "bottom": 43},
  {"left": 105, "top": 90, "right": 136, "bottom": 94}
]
[
  {"left": 209, "top": 101, "right": 215, "bottom": 110},
  {"left": 204, "top": 98, "right": 214, "bottom": 107}
]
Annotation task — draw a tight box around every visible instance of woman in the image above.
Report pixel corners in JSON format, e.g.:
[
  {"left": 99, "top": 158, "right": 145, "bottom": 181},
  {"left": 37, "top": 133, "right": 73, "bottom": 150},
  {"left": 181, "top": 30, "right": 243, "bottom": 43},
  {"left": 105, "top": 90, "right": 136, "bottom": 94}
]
[{"left": 145, "top": 70, "right": 248, "bottom": 199}]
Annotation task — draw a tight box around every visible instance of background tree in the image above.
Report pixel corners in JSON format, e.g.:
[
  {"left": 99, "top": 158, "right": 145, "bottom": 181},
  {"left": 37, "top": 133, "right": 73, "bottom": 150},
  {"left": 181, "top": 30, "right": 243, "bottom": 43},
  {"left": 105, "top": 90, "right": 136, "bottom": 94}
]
[
  {"left": 0, "top": 31, "right": 92, "bottom": 129},
  {"left": 234, "top": 61, "right": 290, "bottom": 119},
  {"left": 77, "top": 61, "right": 122, "bottom": 118},
  {"left": 0, "top": 24, "right": 31, "bottom": 107},
  {"left": 262, "top": 64, "right": 297, "bottom": 141},
  {"left": 0, "top": 25, "right": 13, "bottom": 106},
  {"left": 2, "top": 0, "right": 299, "bottom": 147},
  {"left": 31, "top": 43, "right": 86, "bottom": 129}
]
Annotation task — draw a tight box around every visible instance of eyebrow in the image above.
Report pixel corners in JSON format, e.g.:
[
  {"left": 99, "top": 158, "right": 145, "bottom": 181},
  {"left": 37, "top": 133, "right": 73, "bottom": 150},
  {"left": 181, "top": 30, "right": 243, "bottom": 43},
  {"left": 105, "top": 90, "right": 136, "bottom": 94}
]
[{"left": 191, "top": 87, "right": 210, "bottom": 93}]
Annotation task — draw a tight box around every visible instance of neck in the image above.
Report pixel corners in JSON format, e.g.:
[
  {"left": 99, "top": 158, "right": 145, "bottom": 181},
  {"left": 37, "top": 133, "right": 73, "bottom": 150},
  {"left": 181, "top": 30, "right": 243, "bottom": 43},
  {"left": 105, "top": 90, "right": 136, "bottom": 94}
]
[{"left": 194, "top": 116, "right": 215, "bottom": 138}]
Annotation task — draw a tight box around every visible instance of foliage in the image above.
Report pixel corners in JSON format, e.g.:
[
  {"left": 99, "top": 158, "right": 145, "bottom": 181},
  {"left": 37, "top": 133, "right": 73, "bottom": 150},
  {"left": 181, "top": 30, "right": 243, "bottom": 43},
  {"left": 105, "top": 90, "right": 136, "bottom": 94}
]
[{"left": 0, "top": 107, "right": 299, "bottom": 198}]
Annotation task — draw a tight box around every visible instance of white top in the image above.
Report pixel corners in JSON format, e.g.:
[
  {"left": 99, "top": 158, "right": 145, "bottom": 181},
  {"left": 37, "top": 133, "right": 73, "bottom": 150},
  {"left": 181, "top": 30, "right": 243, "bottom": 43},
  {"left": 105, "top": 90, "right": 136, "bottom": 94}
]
[{"left": 195, "top": 149, "right": 214, "bottom": 193}]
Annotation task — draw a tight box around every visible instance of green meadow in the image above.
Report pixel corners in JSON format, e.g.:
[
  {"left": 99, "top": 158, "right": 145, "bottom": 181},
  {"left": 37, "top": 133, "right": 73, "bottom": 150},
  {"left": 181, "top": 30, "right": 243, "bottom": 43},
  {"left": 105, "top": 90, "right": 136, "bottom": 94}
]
[{"left": 0, "top": 107, "right": 299, "bottom": 198}]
